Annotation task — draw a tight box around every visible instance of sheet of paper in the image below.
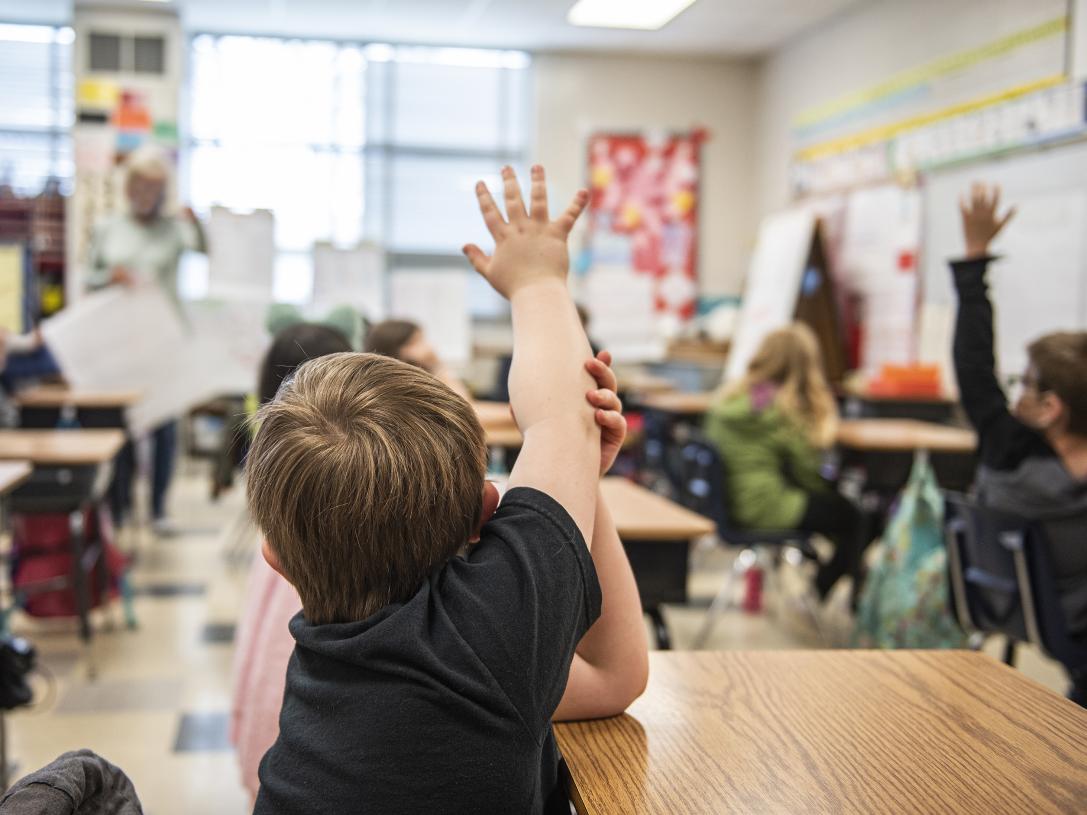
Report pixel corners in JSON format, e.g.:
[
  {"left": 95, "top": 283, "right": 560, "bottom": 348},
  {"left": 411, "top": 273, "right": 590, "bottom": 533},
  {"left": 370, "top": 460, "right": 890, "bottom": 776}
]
[
  {"left": 184, "top": 298, "right": 272, "bottom": 395},
  {"left": 0, "top": 245, "right": 25, "bottom": 334},
  {"left": 207, "top": 207, "right": 275, "bottom": 301},
  {"left": 725, "top": 208, "right": 815, "bottom": 382},
  {"left": 389, "top": 270, "right": 471, "bottom": 364},
  {"left": 312, "top": 242, "right": 385, "bottom": 321},
  {"left": 41, "top": 287, "right": 221, "bottom": 435},
  {"left": 583, "top": 265, "right": 665, "bottom": 362}
]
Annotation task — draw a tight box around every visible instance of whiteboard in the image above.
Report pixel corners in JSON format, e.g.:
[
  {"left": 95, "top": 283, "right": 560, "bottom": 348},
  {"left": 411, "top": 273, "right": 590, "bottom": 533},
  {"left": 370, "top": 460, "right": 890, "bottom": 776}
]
[
  {"left": 919, "top": 141, "right": 1087, "bottom": 387},
  {"left": 312, "top": 242, "right": 386, "bottom": 321},
  {"left": 725, "top": 208, "right": 815, "bottom": 382},
  {"left": 207, "top": 207, "right": 275, "bottom": 301}
]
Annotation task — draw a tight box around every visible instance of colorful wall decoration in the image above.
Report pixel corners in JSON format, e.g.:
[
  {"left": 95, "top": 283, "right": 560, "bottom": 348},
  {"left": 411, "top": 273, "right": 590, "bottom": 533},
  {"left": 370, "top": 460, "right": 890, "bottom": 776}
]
[{"left": 584, "top": 130, "right": 705, "bottom": 324}]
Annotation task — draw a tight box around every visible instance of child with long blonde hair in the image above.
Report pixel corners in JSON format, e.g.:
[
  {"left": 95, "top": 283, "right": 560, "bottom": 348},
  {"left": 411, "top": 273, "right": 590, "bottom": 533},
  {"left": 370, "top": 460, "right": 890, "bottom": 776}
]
[{"left": 706, "top": 323, "right": 865, "bottom": 600}]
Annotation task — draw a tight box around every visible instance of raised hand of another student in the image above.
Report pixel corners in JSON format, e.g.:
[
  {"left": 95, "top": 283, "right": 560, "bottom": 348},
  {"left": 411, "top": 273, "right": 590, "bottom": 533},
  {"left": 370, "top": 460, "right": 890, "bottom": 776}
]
[
  {"left": 585, "top": 350, "right": 626, "bottom": 476},
  {"left": 959, "top": 182, "right": 1015, "bottom": 259},
  {"left": 463, "top": 165, "right": 589, "bottom": 300}
]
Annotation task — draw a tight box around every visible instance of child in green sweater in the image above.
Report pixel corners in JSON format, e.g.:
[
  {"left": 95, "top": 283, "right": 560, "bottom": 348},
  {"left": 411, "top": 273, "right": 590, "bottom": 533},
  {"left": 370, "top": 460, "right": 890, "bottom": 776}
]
[{"left": 705, "top": 323, "right": 866, "bottom": 600}]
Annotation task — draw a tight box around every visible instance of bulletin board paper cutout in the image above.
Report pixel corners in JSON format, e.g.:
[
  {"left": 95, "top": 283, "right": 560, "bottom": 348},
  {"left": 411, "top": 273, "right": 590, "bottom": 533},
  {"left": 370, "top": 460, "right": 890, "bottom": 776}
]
[{"left": 389, "top": 270, "right": 471, "bottom": 365}]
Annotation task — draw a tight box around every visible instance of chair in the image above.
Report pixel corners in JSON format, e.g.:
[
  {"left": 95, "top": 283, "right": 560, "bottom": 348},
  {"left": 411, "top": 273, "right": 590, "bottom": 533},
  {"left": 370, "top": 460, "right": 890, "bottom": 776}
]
[
  {"left": 944, "top": 492, "right": 1087, "bottom": 676},
  {"left": 677, "top": 438, "right": 821, "bottom": 648}
]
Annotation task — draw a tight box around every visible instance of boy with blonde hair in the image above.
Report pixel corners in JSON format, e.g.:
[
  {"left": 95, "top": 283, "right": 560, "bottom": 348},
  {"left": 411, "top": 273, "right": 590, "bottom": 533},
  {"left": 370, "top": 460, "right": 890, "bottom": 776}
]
[{"left": 249, "top": 166, "right": 648, "bottom": 812}]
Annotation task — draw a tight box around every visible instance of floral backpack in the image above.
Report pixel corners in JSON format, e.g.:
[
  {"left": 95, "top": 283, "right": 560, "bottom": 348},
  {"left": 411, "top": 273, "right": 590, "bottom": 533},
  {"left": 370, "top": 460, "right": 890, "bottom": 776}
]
[{"left": 853, "top": 455, "right": 968, "bottom": 649}]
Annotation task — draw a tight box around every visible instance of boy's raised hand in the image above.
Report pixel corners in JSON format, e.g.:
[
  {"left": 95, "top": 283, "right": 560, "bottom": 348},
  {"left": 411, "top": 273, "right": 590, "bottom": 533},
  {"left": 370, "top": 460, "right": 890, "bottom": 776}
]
[
  {"left": 960, "top": 182, "right": 1015, "bottom": 259},
  {"left": 463, "top": 165, "right": 589, "bottom": 299},
  {"left": 585, "top": 351, "right": 626, "bottom": 476}
]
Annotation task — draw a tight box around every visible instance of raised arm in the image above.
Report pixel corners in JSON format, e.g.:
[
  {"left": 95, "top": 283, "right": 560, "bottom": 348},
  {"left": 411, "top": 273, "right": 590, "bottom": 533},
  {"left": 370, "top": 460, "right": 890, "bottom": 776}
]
[
  {"left": 555, "top": 353, "right": 648, "bottom": 721},
  {"left": 464, "top": 166, "right": 599, "bottom": 543}
]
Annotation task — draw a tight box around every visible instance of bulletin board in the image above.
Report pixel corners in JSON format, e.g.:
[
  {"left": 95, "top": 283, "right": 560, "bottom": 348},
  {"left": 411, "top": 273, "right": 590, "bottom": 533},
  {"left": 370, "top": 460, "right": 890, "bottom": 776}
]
[{"left": 582, "top": 130, "right": 704, "bottom": 360}]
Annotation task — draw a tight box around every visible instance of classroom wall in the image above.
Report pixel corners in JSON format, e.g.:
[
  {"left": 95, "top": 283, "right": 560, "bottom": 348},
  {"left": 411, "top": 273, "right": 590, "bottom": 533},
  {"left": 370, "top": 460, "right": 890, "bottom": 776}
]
[
  {"left": 754, "top": 0, "right": 1068, "bottom": 216},
  {"left": 534, "top": 52, "right": 759, "bottom": 297}
]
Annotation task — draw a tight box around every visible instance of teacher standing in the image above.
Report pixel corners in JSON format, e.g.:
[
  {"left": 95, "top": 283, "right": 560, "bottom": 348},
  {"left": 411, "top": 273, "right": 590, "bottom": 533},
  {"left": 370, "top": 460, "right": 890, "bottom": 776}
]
[{"left": 88, "top": 146, "right": 206, "bottom": 535}]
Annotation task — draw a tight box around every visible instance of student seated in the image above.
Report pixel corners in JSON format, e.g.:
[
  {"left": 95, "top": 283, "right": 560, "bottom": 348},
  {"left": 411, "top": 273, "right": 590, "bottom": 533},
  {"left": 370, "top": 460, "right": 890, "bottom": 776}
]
[
  {"left": 230, "top": 322, "right": 353, "bottom": 800},
  {"left": 951, "top": 183, "right": 1087, "bottom": 703},
  {"left": 364, "top": 318, "right": 471, "bottom": 398},
  {"left": 248, "top": 166, "right": 647, "bottom": 813},
  {"left": 704, "top": 323, "right": 866, "bottom": 602}
]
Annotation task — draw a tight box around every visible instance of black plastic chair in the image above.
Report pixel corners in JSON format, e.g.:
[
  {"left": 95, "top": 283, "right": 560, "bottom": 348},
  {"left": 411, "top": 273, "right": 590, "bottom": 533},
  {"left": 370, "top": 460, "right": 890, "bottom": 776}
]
[
  {"left": 676, "top": 438, "right": 820, "bottom": 647},
  {"left": 944, "top": 492, "right": 1087, "bottom": 677}
]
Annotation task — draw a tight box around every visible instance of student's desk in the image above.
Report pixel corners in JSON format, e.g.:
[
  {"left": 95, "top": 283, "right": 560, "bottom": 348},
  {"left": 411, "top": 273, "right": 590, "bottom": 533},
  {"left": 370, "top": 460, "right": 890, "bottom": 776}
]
[
  {"left": 555, "top": 650, "right": 1087, "bottom": 815},
  {"left": 634, "top": 391, "right": 714, "bottom": 417},
  {"left": 617, "top": 373, "right": 676, "bottom": 396},
  {"left": 15, "top": 386, "right": 142, "bottom": 429},
  {"left": 0, "top": 461, "right": 32, "bottom": 495},
  {"left": 476, "top": 403, "right": 641, "bottom": 453},
  {"left": 836, "top": 418, "right": 976, "bottom": 454},
  {"left": 0, "top": 430, "right": 127, "bottom": 674},
  {"left": 600, "top": 477, "right": 714, "bottom": 650}
]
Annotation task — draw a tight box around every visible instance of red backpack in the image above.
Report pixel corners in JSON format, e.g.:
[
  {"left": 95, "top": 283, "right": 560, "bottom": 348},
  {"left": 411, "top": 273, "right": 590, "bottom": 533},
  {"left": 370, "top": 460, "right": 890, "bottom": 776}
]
[{"left": 10, "top": 506, "right": 127, "bottom": 618}]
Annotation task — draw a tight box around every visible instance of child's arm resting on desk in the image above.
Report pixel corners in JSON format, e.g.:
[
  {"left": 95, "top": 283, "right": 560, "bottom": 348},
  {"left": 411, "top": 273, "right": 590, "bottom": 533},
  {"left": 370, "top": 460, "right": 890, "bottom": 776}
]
[
  {"left": 464, "top": 165, "right": 599, "bottom": 544},
  {"left": 555, "top": 353, "right": 649, "bottom": 720}
]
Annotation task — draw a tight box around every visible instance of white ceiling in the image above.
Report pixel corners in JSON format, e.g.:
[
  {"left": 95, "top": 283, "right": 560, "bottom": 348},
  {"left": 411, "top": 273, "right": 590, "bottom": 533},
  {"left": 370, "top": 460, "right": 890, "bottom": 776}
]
[{"left": 59, "top": 0, "right": 868, "bottom": 57}]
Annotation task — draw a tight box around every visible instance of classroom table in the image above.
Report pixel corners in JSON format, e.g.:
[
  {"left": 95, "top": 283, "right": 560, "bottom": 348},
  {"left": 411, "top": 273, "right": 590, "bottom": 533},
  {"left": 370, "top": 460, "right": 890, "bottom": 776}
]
[
  {"left": 617, "top": 372, "right": 676, "bottom": 396},
  {"left": 634, "top": 390, "right": 714, "bottom": 417},
  {"left": 555, "top": 650, "right": 1087, "bottom": 815},
  {"left": 600, "top": 477, "right": 715, "bottom": 650},
  {"left": 476, "top": 403, "right": 641, "bottom": 453},
  {"left": 15, "top": 386, "right": 142, "bottom": 429},
  {"left": 0, "top": 430, "right": 127, "bottom": 675}
]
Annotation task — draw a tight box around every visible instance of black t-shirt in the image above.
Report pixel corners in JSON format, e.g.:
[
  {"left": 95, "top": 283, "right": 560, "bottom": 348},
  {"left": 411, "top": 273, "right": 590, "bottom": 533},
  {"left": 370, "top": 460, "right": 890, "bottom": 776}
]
[{"left": 254, "top": 487, "right": 602, "bottom": 814}]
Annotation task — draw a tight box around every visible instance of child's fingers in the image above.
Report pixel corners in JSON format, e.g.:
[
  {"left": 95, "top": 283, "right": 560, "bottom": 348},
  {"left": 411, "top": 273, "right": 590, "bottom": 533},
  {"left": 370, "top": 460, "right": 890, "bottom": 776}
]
[
  {"left": 501, "top": 166, "right": 527, "bottom": 222},
  {"left": 596, "top": 349, "right": 613, "bottom": 367},
  {"left": 529, "top": 165, "right": 549, "bottom": 221},
  {"left": 555, "top": 189, "right": 589, "bottom": 236},
  {"left": 587, "top": 388, "right": 621, "bottom": 412},
  {"left": 584, "top": 357, "right": 618, "bottom": 393},
  {"left": 475, "top": 182, "right": 506, "bottom": 238},
  {"left": 997, "top": 205, "right": 1017, "bottom": 231},
  {"left": 595, "top": 409, "right": 626, "bottom": 435},
  {"left": 462, "top": 244, "right": 491, "bottom": 277}
]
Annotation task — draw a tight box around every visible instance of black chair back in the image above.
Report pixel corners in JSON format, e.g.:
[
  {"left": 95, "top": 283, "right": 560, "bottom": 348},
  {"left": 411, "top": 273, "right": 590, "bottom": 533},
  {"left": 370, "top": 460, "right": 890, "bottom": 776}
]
[
  {"left": 675, "top": 436, "right": 729, "bottom": 537},
  {"left": 945, "top": 492, "right": 1087, "bottom": 672}
]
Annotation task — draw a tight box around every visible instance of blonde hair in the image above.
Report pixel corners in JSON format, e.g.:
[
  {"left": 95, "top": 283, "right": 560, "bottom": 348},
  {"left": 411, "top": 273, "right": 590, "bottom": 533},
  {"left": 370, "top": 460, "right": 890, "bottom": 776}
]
[
  {"left": 246, "top": 352, "right": 487, "bottom": 624},
  {"left": 723, "top": 323, "right": 838, "bottom": 447},
  {"left": 124, "top": 145, "right": 170, "bottom": 183}
]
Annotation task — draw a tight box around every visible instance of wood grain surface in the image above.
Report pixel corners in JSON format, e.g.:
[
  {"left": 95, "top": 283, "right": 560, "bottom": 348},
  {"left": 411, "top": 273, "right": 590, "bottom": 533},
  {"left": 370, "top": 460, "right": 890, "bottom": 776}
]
[
  {"left": 15, "top": 386, "right": 143, "bottom": 408},
  {"left": 836, "top": 418, "right": 976, "bottom": 453},
  {"left": 556, "top": 651, "right": 1087, "bottom": 814},
  {"left": 0, "top": 460, "right": 32, "bottom": 494},
  {"left": 0, "top": 430, "right": 126, "bottom": 465},
  {"left": 600, "top": 477, "right": 714, "bottom": 541}
]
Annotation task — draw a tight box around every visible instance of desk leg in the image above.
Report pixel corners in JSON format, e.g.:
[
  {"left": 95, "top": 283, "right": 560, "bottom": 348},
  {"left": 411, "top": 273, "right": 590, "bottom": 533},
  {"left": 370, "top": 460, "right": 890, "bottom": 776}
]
[
  {"left": 68, "top": 507, "right": 95, "bottom": 679},
  {"left": 0, "top": 712, "right": 7, "bottom": 792},
  {"left": 646, "top": 607, "right": 671, "bottom": 651}
]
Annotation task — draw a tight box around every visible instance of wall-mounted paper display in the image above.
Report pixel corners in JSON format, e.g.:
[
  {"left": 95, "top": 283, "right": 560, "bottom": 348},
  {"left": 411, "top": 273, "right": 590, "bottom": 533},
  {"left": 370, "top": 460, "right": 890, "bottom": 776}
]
[
  {"left": 207, "top": 206, "right": 275, "bottom": 301},
  {"left": 389, "top": 269, "right": 471, "bottom": 365},
  {"left": 312, "top": 242, "right": 386, "bottom": 322}
]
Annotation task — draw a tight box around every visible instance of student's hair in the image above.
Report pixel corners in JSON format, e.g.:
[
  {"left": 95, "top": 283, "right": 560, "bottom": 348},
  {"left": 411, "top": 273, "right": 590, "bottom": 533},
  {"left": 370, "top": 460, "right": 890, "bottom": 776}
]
[
  {"left": 258, "top": 323, "right": 353, "bottom": 405},
  {"left": 364, "top": 320, "right": 420, "bottom": 360},
  {"left": 1027, "top": 331, "right": 1087, "bottom": 436},
  {"left": 246, "top": 352, "right": 487, "bottom": 624},
  {"left": 723, "top": 322, "right": 838, "bottom": 447}
]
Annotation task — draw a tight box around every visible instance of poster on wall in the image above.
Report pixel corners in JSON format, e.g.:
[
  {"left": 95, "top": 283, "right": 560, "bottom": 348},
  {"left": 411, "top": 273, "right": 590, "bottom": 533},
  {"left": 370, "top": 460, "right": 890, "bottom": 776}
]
[{"left": 581, "top": 130, "right": 705, "bottom": 360}]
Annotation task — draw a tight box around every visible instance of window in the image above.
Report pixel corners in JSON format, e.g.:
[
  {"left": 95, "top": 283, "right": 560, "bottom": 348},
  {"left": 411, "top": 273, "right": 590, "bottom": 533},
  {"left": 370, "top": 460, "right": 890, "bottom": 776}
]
[
  {"left": 0, "top": 24, "right": 74, "bottom": 195},
  {"left": 185, "top": 34, "right": 530, "bottom": 311}
]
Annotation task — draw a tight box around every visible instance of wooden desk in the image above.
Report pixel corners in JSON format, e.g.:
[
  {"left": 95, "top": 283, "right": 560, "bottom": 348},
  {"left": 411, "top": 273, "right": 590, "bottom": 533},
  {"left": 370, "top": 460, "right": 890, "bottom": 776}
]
[
  {"left": 836, "top": 418, "right": 976, "bottom": 454},
  {"left": 601, "top": 477, "right": 713, "bottom": 649},
  {"left": 0, "top": 429, "right": 126, "bottom": 466},
  {"left": 556, "top": 651, "right": 1087, "bottom": 815},
  {"left": 15, "top": 386, "right": 142, "bottom": 409},
  {"left": 16, "top": 387, "right": 141, "bottom": 431},
  {"left": 636, "top": 391, "right": 714, "bottom": 417},
  {"left": 0, "top": 461, "right": 32, "bottom": 495},
  {"left": 618, "top": 373, "right": 676, "bottom": 396}
]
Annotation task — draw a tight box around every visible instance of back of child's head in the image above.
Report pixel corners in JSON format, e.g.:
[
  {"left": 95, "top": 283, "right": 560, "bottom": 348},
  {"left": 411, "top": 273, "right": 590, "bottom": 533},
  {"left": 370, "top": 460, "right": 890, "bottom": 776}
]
[
  {"left": 729, "top": 322, "right": 837, "bottom": 446},
  {"left": 259, "top": 323, "right": 353, "bottom": 405},
  {"left": 1027, "top": 331, "right": 1087, "bottom": 436},
  {"left": 364, "top": 320, "right": 420, "bottom": 361},
  {"left": 246, "top": 352, "right": 487, "bottom": 624}
]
